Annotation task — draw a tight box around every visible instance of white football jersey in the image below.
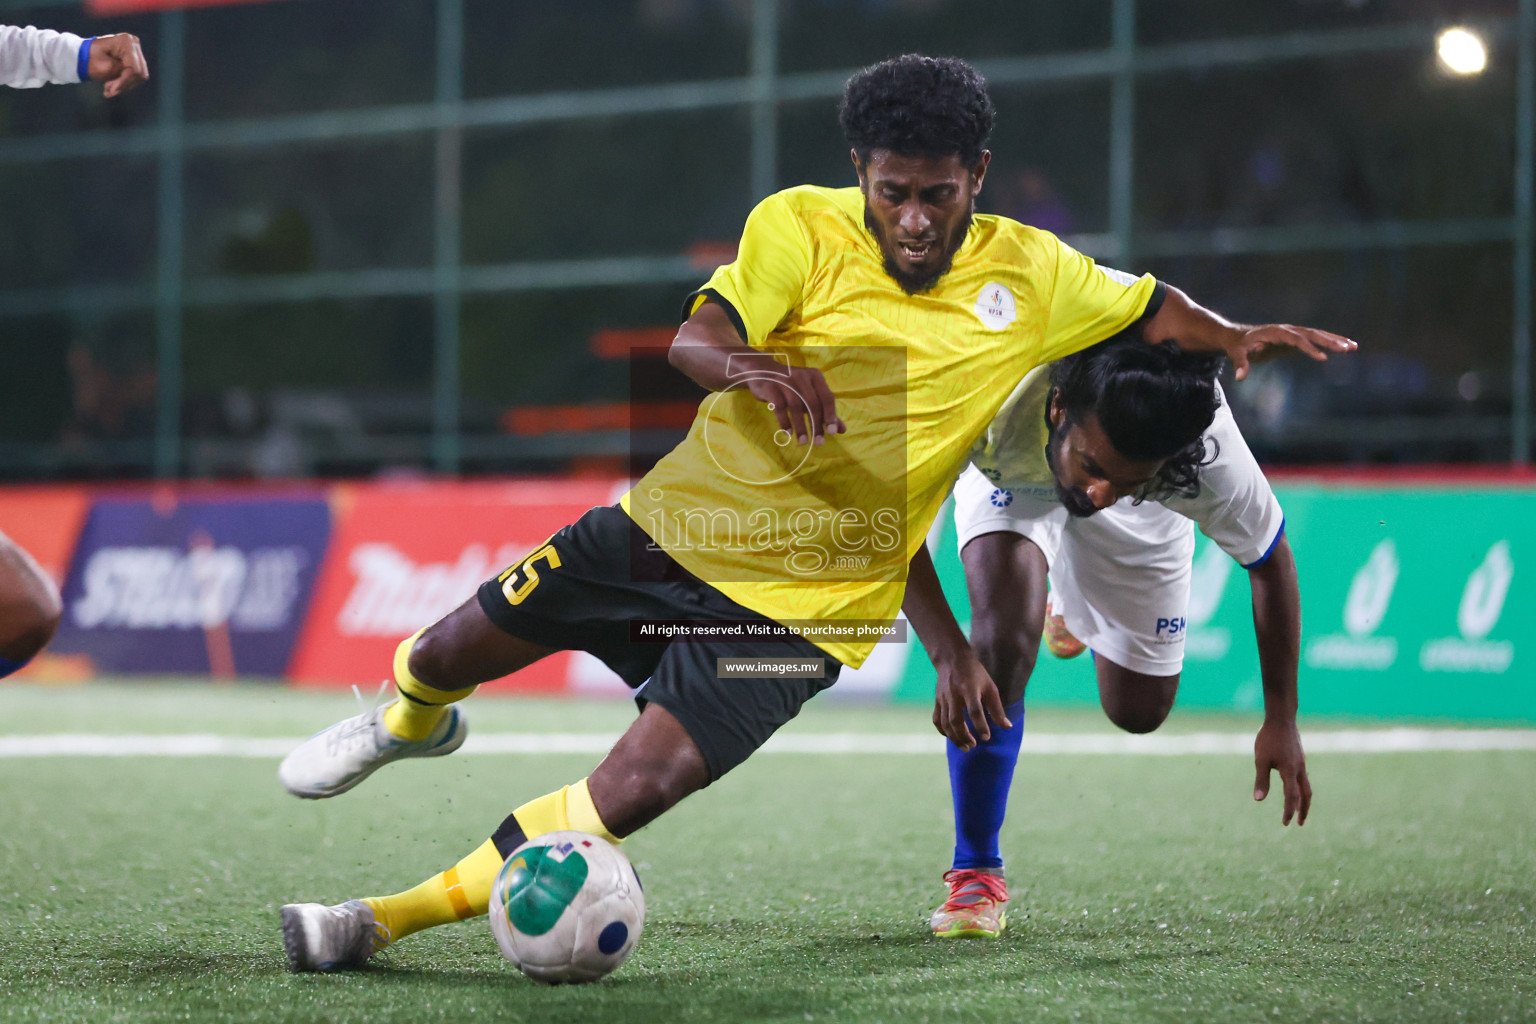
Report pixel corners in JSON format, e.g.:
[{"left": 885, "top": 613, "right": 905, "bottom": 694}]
[{"left": 1, "top": 24, "right": 86, "bottom": 89}]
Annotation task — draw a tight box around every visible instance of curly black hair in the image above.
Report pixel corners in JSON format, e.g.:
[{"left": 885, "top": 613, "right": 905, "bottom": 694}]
[
  {"left": 839, "top": 54, "right": 996, "bottom": 165},
  {"left": 1049, "top": 332, "right": 1224, "bottom": 502}
]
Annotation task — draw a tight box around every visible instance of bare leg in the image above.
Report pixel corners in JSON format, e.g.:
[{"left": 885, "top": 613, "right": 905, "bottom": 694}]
[
  {"left": 588, "top": 703, "right": 712, "bottom": 837},
  {"left": 1095, "top": 657, "right": 1179, "bottom": 734},
  {"left": 406, "top": 596, "right": 556, "bottom": 689},
  {"left": 409, "top": 597, "right": 713, "bottom": 835},
  {"left": 961, "top": 531, "right": 1049, "bottom": 705},
  {"left": 933, "top": 531, "right": 1046, "bottom": 895}
]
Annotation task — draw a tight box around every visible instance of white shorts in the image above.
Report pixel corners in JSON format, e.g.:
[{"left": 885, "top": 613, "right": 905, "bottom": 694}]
[{"left": 952, "top": 464, "right": 1195, "bottom": 676}]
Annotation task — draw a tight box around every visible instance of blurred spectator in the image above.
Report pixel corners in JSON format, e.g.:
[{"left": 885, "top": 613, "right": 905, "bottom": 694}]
[
  {"left": 1003, "top": 167, "right": 1074, "bottom": 236},
  {"left": 61, "top": 341, "right": 156, "bottom": 446}
]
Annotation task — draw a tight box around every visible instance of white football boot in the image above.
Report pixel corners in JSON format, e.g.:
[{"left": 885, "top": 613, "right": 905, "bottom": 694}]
[
  {"left": 278, "top": 703, "right": 467, "bottom": 799},
  {"left": 281, "top": 900, "right": 386, "bottom": 972}
]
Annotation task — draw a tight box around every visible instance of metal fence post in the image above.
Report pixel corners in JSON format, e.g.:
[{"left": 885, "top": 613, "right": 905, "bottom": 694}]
[
  {"left": 1108, "top": 0, "right": 1136, "bottom": 268},
  {"left": 433, "top": 0, "right": 465, "bottom": 474},
  {"left": 154, "top": 9, "right": 185, "bottom": 479},
  {"left": 750, "top": 0, "right": 779, "bottom": 201},
  {"left": 1514, "top": 0, "right": 1534, "bottom": 464}
]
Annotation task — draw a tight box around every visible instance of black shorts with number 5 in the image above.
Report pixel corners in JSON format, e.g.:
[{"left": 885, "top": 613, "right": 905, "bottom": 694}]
[{"left": 475, "top": 504, "right": 842, "bottom": 780}]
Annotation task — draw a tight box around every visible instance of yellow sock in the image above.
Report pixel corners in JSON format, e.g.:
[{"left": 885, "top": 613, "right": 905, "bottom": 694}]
[
  {"left": 510, "top": 777, "right": 622, "bottom": 845},
  {"left": 381, "top": 629, "right": 478, "bottom": 741},
  {"left": 361, "top": 778, "right": 619, "bottom": 946},
  {"left": 363, "top": 838, "right": 504, "bottom": 945}
]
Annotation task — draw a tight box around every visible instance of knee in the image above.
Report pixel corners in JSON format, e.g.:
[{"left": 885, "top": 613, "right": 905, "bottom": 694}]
[
  {"left": 971, "top": 623, "right": 1038, "bottom": 704},
  {"left": 1106, "top": 707, "right": 1169, "bottom": 734},
  {"left": 1102, "top": 686, "right": 1176, "bottom": 735},
  {"left": 405, "top": 627, "right": 458, "bottom": 690}
]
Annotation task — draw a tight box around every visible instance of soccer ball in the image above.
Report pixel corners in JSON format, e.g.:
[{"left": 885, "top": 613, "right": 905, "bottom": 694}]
[{"left": 489, "top": 830, "right": 646, "bottom": 983}]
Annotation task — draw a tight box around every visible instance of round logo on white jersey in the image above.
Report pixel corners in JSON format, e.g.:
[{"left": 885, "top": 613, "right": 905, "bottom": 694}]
[{"left": 974, "top": 282, "right": 1017, "bottom": 331}]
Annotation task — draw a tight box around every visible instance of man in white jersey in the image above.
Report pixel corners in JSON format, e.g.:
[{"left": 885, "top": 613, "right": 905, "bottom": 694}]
[
  {"left": 903, "top": 329, "right": 1311, "bottom": 938},
  {"left": 1, "top": 23, "right": 147, "bottom": 94}
]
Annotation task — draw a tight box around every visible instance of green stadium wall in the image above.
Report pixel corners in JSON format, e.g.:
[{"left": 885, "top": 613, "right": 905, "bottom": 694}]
[{"left": 892, "top": 479, "right": 1536, "bottom": 722}]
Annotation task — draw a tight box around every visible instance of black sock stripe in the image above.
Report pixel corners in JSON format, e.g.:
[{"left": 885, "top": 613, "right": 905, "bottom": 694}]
[
  {"left": 396, "top": 689, "right": 440, "bottom": 707},
  {"left": 491, "top": 813, "right": 529, "bottom": 859}
]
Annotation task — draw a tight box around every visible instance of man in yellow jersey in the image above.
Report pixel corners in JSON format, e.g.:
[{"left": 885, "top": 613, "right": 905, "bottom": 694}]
[{"left": 275, "top": 54, "right": 1353, "bottom": 971}]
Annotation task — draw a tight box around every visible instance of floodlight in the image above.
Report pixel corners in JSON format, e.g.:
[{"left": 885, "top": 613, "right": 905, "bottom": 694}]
[{"left": 1436, "top": 27, "right": 1488, "bottom": 76}]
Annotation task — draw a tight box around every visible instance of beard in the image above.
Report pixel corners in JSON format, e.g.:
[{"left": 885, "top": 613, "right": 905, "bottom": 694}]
[
  {"left": 1043, "top": 416, "right": 1101, "bottom": 519},
  {"left": 863, "top": 204, "right": 973, "bottom": 295}
]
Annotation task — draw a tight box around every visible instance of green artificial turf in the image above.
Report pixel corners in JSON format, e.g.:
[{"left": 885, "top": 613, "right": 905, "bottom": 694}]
[{"left": 0, "top": 681, "right": 1531, "bottom": 1023}]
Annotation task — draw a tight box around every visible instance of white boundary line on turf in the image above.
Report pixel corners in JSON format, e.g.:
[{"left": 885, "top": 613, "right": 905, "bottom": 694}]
[{"left": 0, "top": 728, "right": 1534, "bottom": 758}]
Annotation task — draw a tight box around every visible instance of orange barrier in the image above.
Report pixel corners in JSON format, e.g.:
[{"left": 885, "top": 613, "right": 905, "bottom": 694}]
[
  {"left": 0, "top": 487, "right": 93, "bottom": 680},
  {"left": 0, "top": 486, "right": 91, "bottom": 588}
]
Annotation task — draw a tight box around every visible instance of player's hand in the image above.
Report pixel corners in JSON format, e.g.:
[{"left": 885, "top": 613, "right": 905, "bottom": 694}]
[
  {"left": 932, "top": 649, "right": 1011, "bottom": 752},
  {"left": 88, "top": 33, "right": 149, "bottom": 98},
  {"left": 1253, "top": 718, "right": 1311, "bottom": 826},
  {"left": 1226, "top": 324, "right": 1356, "bottom": 381},
  {"left": 745, "top": 364, "right": 845, "bottom": 445}
]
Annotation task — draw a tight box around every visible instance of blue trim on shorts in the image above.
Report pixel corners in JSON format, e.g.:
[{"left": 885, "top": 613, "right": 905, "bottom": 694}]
[
  {"left": 1241, "top": 518, "right": 1286, "bottom": 570},
  {"left": 0, "top": 654, "right": 28, "bottom": 679},
  {"left": 77, "top": 37, "right": 95, "bottom": 83}
]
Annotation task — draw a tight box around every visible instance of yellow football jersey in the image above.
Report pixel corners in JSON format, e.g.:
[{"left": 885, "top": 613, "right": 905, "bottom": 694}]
[{"left": 624, "top": 185, "right": 1157, "bottom": 666}]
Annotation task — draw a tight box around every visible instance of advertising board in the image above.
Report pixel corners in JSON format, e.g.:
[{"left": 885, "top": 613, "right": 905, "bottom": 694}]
[
  {"left": 894, "top": 482, "right": 1535, "bottom": 722},
  {"left": 288, "top": 478, "right": 621, "bottom": 691},
  {"left": 49, "top": 491, "right": 331, "bottom": 677}
]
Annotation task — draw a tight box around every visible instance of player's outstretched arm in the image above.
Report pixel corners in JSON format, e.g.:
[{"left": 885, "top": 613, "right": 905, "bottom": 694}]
[
  {"left": 1248, "top": 533, "right": 1311, "bottom": 826},
  {"left": 0, "top": 25, "right": 146, "bottom": 92},
  {"left": 903, "top": 543, "right": 1010, "bottom": 751},
  {"left": 87, "top": 32, "right": 148, "bottom": 97},
  {"left": 668, "top": 300, "right": 844, "bottom": 445},
  {"left": 1141, "top": 285, "right": 1356, "bottom": 381}
]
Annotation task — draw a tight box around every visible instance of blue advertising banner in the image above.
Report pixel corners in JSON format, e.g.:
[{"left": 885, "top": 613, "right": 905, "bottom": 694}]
[{"left": 50, "top": 493, "right": 332, "bottom": 677}]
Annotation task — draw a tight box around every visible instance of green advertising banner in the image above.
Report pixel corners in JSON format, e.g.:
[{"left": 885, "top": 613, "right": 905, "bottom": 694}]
[{"left": 893, "top": 482, "right": 1535, "bottom": 722}]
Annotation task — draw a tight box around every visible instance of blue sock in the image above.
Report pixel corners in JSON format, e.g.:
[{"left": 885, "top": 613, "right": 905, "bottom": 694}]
[{"left": 946, "top": 699, "right": 1025, "bottom": 871}]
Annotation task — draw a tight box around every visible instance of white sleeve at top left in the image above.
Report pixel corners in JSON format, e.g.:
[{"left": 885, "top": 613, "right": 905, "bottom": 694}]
[
  {"left": 1163, "top": 383, "right": 1286, "bottom": 569},
  {"left": 0, "top": 24, "right": 87, "bottom": 89}
]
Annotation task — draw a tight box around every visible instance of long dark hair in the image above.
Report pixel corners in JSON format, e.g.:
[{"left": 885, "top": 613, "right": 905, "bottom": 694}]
[{"left": 1049, "top": 333, "right": 1222, "bottom": 501}]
